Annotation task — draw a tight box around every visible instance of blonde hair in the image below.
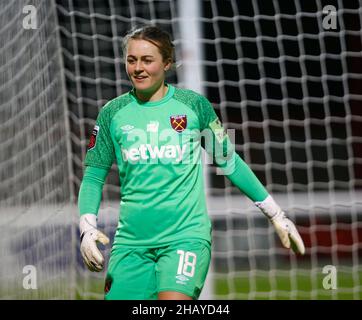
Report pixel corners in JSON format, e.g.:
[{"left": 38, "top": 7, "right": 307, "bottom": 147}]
[{"left": 122, "top": 25, "right": 175, "bottom": 64}]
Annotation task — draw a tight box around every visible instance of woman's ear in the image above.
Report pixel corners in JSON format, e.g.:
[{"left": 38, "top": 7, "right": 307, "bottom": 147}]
[{"left": 164, "top": 59, "right": 172, "bottom": 71}]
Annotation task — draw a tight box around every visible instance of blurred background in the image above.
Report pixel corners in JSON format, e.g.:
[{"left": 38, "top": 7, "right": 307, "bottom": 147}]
[{"left": 0, "top": 0, "right": 361, "bottom": 299}]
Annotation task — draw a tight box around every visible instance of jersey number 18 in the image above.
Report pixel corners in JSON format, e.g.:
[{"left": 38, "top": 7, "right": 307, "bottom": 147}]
[{"left": 177, "top": 250, "right": 197, "bottom": 277}]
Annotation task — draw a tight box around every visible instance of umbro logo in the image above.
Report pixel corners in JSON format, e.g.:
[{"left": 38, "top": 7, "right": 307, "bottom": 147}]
[
  {"left": 175, "top": 275, "right": 189, "bottom": 282},
  {"left": 121, "top": 124, "right": 134, "bottom": 131}
]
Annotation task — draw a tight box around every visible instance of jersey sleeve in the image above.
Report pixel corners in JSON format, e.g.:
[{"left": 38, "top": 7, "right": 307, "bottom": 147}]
[
  {"left": 198, "top": 96, "right": 268, "bottom": 202},
  {"left": 84, "top": 105, "right": 115, "bottom": 169},
  {"left": 78, "top": 166, "right": 109, "bottom": 215},
  {"left": 197, "top": 95, "right": 234, "bottom": 171}
]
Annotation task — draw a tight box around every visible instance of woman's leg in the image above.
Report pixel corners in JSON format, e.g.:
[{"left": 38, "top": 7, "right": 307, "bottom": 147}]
[
  {"left": 156, "top": 239, "right": 211, "bottom": 300},
  {"left": 158, "top": 291, "right": 193, "bottom": 300},
  {"left": 105, "top": 247, "right": 158, "bottom": 300}
]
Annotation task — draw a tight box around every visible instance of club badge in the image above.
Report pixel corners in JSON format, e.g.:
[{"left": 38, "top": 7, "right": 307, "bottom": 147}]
[
  {"left": 87, "top": 125, "right": 99, "bottom": 150},
  {"left": 170, "top": 115, "right": 187, "bottom": 132}
]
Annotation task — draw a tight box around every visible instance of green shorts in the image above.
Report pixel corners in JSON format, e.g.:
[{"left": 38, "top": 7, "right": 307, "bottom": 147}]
[{"left": 104, "top": 239, "right": 211, "bottom": 300}]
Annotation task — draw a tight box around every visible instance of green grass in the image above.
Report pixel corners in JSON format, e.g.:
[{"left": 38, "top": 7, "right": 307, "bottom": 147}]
[
  {"left": 2, "top": 270, "right": 361, "bottom": 300},
  {"left": 214, "top": 269, "right": 362, "bottom": 300}
]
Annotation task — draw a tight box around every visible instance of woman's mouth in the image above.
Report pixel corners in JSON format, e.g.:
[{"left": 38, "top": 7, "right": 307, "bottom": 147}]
[{"left": 134, "top": 76, "right": 147, "bottom": 82}]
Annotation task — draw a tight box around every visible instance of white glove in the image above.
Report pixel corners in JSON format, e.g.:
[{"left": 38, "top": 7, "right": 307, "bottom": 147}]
[
  {"left": 80, "top": 214, "right": 110, "bottom": 272},
  {"left": 255, "top": 196, "right": 305, "bottom": 255}
]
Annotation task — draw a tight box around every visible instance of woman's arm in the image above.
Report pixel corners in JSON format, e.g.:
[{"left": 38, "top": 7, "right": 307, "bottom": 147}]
[
  {"left": 78, "top": 165, "right": 109, "bottom": 215},
  {"left": 198, "top": 96, "right": 305, "bottom": 254},
  {"left": 78, "top": 165, "right": 110, "bottom": 271},
  {"left": 223, "top": 152, "right": 268, "bottom": 202}
]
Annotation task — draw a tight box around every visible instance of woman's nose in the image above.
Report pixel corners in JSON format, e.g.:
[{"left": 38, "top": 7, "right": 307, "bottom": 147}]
[{"left": 135, "top": 60, "right": 142, "bottom": 72}]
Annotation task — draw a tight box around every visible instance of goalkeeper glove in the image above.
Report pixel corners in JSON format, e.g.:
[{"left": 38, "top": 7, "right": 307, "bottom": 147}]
[
  {"left": 79, "top": 213, "right": 110, "bottom": 272},
  {"left": 255, "top": 195, "right": 305, "bottom": 255}
]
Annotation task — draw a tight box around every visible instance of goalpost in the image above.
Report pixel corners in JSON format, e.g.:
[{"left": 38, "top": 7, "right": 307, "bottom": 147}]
[{"left": 0, "top": 0, "right": 361, "bottom": 299}]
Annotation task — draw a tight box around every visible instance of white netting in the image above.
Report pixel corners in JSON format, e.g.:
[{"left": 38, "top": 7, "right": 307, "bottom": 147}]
[
  {"left": 1, "top": 0, "right": 361, "bottom": 299},
  {"left": 199, "top": 0, "right": 362, "bottom": 299},
  {"left": 0, "top": 0, "right": 76, "bottom": 298}
]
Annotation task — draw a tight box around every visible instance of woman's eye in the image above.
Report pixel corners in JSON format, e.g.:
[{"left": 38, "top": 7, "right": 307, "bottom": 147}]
[
  {"left": 144, "top": 60, "right": 152, "bottom": 64},
  {"left": 127, "top": 60, "right": 135, "bottom": 64}
]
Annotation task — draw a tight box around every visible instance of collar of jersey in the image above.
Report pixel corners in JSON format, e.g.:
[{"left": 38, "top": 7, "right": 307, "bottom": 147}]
[{"left": 130, "top": 84, "right": 175, "bottom": 107}]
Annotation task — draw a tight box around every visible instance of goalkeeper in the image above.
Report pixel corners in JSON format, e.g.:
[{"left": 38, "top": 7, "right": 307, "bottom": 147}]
[{"left": 78, "top": 25, "right": 305, "bottom": 300}]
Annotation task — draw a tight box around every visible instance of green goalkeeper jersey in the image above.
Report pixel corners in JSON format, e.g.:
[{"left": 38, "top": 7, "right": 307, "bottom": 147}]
[{"left": 83, "top": 84, "right": 267, "bottom": 247}]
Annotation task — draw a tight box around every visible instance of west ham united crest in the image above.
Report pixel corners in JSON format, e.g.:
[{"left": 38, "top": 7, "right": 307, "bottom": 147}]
[{"left": 170, "top": 115, "right": 187, "bottom": 132}]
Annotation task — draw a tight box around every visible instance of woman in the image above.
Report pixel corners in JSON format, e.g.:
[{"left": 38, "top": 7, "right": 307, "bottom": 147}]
[{"left": 78, "top": 25, "right": 305, "bottom": 300}]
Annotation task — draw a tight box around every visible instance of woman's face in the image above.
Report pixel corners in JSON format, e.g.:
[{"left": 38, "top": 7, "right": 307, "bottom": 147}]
[{"left": 126, "top": 39, "right": 171, "bottom": 98}]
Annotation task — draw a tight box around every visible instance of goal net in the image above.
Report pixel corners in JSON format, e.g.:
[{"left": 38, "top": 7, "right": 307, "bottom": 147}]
[
  {"left": 0, "top": 0, "right": 361, "bottom": 299},
  {"left": 0, "top": 0, "right": 76, "bottom": 299}
]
